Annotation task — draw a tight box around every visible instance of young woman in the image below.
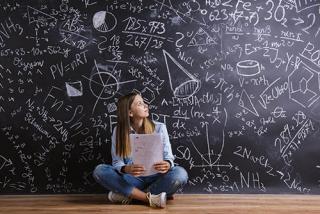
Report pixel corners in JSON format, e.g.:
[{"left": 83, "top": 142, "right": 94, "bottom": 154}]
[{"left": 93, "top": 92, "right": 188, "bottom": 208}]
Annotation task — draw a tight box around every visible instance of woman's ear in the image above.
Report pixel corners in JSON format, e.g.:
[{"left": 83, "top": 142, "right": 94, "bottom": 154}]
[{"left": 129, "top": 110, "right": 133, "bottom": 117}]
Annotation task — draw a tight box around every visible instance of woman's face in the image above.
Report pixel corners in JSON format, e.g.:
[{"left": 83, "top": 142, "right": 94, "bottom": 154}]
[{"left": 129, "top": 95, "right": 149, "bottom": 120}]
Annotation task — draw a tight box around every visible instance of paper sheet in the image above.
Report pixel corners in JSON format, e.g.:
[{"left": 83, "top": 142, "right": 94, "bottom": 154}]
[{"left": 130, "top": 134, "right": 163, "bottom": 176}]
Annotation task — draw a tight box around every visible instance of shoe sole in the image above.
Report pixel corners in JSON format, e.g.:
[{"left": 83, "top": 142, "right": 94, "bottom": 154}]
[
  {"left": 107, "top": 191, "right": 112, "bottom": 202},
  {"left": 160, "top": 193, "right": 167, "bottom": 208}
]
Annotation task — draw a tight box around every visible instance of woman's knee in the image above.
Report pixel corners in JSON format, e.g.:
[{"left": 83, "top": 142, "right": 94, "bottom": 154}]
[
  {"left": 93, "top": 164, "right": 113, "bottom": 181},
  {"left": 171, "top": 166, "right": 189, "bottom": 185}
]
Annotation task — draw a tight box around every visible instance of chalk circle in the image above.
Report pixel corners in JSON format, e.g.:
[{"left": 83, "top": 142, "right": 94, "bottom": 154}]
[
  {"left": 201, "top": 9, "right": 207, "bottom": 15},
  {"left": 93, "top": 11, "right": 117, "bottom": 33},
  {"left": 236, "top": 60, "right": 260, "bottom": 77},
  {"left": 89, "top": 72, "right": 119, "bottom": 99},
  {"left": 188, "top": 0, "right": 200, "bottom": 11},
  {"left": 173, "top": 79, "right": 201, "bottom": 98}
]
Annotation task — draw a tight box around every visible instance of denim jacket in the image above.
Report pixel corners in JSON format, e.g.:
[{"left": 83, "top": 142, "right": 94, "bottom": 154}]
[{"left": 111, "top": 121, "right": 175, "bottom": 173}]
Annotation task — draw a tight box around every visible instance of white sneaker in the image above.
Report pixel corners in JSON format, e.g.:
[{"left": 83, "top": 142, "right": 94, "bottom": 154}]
[
  {"left": 107, "top": 191, "right": 132, "bottom": 204},
  {"left": 147, "top": 192, "right": 166, "bottom": 208}
]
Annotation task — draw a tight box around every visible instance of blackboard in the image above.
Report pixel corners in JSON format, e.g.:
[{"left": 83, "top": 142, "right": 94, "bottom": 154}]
[{"left": 1, "top": 0, "right": 320, "bottom": 194}]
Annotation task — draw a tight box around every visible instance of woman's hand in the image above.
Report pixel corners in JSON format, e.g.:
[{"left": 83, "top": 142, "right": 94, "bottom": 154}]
[
  {"left": 124, "top": 164, "right": 145, "bottom": 177},
  {"left": 153, "top": 161, "right": 170, "bottom": 174}
]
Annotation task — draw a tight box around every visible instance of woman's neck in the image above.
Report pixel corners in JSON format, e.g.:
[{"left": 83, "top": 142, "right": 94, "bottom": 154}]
[{"left": 131, "top": 119, "right": 144, "bottom": 133}]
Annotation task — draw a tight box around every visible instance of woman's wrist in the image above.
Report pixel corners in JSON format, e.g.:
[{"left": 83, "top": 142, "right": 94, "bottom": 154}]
[
  {"left": 120, "top": 165, "right": 126, "bottom": 173},
  {"left": 164, "top": 160, "right": 172, "bottom": 167}
]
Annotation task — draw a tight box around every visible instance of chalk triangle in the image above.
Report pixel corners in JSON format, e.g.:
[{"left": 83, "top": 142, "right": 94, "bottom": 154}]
[
  {"left": 66, "top": 81, "right": 83, "bottom": 97},
  {"left": 239, "top": 89, "right": 259, "bottom": 117},
  {"left": 188, "top": 27, "right": 217, "bottom": 47}
]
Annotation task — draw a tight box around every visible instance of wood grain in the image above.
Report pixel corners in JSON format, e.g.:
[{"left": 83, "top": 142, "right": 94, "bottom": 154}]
[{"left": 1, "top": 194, "right": 320, "bottom": 214}]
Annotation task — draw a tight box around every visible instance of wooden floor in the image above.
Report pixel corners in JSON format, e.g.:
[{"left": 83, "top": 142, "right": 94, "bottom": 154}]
[{"left": 1, "top": 194, "right": 320, "bottom": 214}]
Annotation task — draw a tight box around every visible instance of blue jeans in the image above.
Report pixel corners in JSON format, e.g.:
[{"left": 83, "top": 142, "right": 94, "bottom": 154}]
[{"left": 93, "top": 164, "right": 188, "bottom": 197}]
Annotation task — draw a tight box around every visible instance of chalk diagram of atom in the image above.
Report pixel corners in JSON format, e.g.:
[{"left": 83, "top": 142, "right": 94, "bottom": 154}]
[{"left": 82, "top": 60, "right": 136, "bottom": 114}]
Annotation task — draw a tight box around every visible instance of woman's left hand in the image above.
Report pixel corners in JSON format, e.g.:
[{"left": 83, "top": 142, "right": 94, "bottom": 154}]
[{"left": 153, "top": 161, "right": 170, "bottom": 174}]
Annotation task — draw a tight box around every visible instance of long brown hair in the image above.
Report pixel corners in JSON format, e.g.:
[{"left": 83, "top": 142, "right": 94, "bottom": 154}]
[{"left": 116, "top": 92, "right": 155, "bottom": 157}]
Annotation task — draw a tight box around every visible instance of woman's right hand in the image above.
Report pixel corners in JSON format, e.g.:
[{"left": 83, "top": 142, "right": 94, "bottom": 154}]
[{"left": 123, "top": 164, "right": 145, "bottom": 177}]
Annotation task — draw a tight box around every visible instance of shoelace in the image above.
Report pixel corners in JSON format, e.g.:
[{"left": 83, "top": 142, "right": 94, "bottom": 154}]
[
  {"left": 146, "top": 192, "right": 160, "bottom": 207},
  {"left": 146, "top": 192, "right": 154, "bottom": 207}
]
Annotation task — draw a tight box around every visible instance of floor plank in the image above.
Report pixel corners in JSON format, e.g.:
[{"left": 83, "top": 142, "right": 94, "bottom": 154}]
[{"left": 1, "top": 194, "right": 320, "bottom": 214}]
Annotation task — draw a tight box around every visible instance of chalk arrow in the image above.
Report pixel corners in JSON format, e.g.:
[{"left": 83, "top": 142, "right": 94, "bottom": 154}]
[
  {"left": 192, "top": 162, "right": 233, "bottom": 169},
  {"left": 292, "top": 17, "right": 304, "bottom": 26},
  {"left": 215, "top": 162, "right": 233, "bottom": 169},
  {"left": 205, "top": 72, "right": 215, "bottom": 82},
  {"left": 0, "top": 155, "right": 13, "bottom": 170},
  {"left": 276, "top": 170, "right": 284, "bottom": 179}
]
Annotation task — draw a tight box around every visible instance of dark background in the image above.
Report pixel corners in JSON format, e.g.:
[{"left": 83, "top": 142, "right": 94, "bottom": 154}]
[{"left": 1, "top": 0, "right": 320, "bottom": 194}]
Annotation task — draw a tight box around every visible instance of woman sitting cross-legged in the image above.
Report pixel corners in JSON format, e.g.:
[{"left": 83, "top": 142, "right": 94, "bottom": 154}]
[{"left": 93, "top": 92, "right": 188, "bottom": 208}]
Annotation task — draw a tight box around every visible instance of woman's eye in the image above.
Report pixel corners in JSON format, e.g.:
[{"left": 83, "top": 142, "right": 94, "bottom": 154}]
[{"left": 136, "top": 100, "right": 146, "bottom": 106}]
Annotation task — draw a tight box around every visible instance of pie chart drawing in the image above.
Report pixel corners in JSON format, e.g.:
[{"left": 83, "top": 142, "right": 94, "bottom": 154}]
[
  {"left": 92, "top": 11, "right": 117, "bottom": 33},
  {"left": 89, "top": 72, "right": 119, "bottom": 99}
]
